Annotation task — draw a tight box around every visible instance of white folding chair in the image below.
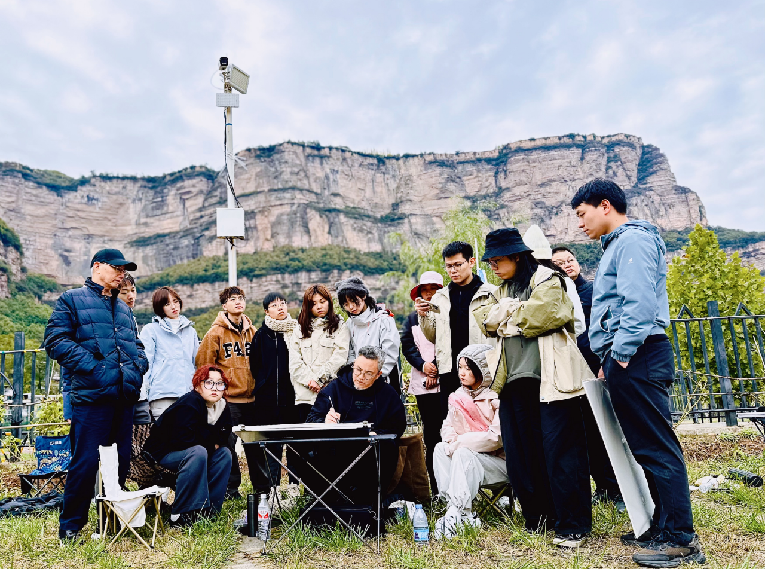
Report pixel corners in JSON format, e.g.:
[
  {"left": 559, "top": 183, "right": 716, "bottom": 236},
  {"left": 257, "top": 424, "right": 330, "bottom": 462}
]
[{"left": 95, "top": 443, "right": 168, "bottom": 550}]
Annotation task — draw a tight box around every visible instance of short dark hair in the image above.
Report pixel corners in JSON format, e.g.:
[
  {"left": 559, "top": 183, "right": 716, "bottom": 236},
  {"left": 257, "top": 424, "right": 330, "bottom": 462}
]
[
  {"left": 551, "top": 246, "right": 574, "bottom": 256},
  {"left": 570, "top": 178, "right": 627, "bottom": 214},
  {"left": 120, "top": 274, "right": 135, "bottom": 288},
  {"left": 219, "top": 286, "right": 246, "bottom": 305},
  {"left": 263, "top": 291, "right": 286, "bottom": 310},
  {"left": 442, "top": 241, "right": 473, "bottom": 261},
  {"left": 152, "top": 286, "right": 182, "bottom": 317}
]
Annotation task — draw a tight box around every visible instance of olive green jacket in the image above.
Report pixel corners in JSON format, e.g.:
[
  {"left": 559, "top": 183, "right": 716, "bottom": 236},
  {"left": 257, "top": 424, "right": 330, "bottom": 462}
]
[{"left": 472, "top": 266, "right": 575, "bottom": 394}]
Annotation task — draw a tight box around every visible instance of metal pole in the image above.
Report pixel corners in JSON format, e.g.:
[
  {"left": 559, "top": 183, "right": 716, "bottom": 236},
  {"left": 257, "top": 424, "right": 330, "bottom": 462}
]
[
  {"left": 226, "top": 104, "right": 237, "bottom": 286},
  {"left": 11, "top": 332, "right": 25, "bottom": 439},
  {"left": 707, "top": 301, "right": 737, "bottom": 426}
]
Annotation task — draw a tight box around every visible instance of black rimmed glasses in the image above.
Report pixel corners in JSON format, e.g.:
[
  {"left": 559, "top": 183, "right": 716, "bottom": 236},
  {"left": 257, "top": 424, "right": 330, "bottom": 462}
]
[
  {"left": 203, "top": 380, "right": 227, "bottom": 391},
  {"left": 444, "top": 260, "right": 468, "bottom": 272},
  {"left": 353, "top": 367, "right": 377, "bottom": 380}
]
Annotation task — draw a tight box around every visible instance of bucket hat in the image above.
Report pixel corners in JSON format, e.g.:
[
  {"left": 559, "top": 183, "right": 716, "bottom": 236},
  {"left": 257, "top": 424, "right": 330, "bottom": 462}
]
[
  {"left": 481, "top": 228, "right": 531, "bottom": 262},
  {"left": 410, "top": 271, "right": 444, "bottom": 301}
]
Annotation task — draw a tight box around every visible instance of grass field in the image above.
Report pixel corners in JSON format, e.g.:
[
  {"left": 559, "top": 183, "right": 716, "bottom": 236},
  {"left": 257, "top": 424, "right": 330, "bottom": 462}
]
[{"left": 0, "top": 433, "right": 763, "bottom": 569}]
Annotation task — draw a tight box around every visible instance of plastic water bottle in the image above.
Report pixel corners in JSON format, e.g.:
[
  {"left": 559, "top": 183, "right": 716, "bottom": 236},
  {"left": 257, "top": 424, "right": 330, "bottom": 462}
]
[
  {"left": 257, "top": 493, "right": 271, "bottom": 541},
  {"left": 413, "top": 504, "right": 429, "bottom": 545}
]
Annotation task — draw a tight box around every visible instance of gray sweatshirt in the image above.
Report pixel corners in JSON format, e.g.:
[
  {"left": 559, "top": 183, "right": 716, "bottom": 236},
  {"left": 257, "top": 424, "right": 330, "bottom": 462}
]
[{"left": 346, "top": 308, "right": 400, "bottom": 378}]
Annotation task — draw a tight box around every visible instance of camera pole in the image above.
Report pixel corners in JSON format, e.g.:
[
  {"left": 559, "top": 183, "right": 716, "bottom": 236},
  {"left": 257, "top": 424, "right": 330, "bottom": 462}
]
[
  {"left": 224, "top": 91, "right": 237, "bottom": 286},
  {"left": 215, "top": 57, "right": 249, "bottom": 287}
]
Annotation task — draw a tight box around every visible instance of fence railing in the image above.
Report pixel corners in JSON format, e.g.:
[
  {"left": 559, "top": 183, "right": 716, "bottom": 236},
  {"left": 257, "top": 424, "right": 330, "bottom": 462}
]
[
  {"left": 1, "top": 331, "right": 60, "bottom": 440},
  {"left": 670, "top": 300, "right": 765, "bottom": 426}
]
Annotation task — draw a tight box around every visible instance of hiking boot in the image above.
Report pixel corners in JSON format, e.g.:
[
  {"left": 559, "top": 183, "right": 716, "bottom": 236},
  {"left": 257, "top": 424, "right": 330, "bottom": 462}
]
[
  {"left": 632, "top": 536, "right": 706, "bottom": 567},
  {"left": 169, "top": 511, "right": 200, "bottom": 528},
  {"left": 224, "top": 489, "right": 241, "bottom": 500},
  {"left": 553, "top": 533, "right": 588, "bottom": 548}
]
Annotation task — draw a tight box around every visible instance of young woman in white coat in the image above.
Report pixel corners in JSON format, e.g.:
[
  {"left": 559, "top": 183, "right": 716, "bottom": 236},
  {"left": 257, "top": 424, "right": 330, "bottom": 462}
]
[
  {"left": 288, "top": 284, "right": 350, "bottom": 423},
  {"left": 140, "top": 287, "right": 199, "bottom": 420}
]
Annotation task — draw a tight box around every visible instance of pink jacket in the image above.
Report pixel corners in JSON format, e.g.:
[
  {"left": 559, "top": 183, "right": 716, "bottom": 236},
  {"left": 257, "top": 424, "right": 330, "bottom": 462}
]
[{"left": 440, "top": 387, "right": 504, "bottom": 457}]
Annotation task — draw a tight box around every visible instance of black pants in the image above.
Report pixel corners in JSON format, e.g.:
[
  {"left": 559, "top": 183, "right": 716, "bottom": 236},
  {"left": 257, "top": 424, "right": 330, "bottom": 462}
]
[
  {"left": 439, "top": 372, "right": 460, "bottom": 420},
  {"left": 59, "top": 402, "right": 133, "bottom": 532},
  {"left": 227, "top": 401, "right": 259, "bottom": 494},
  {"left": 540, "top": 397, "right": 592, "bottom": 536},
  {"left": 581, "top": 396, "right": 620, "bottom": 498},
  {"left": 498, "top": 379, "right": 556, "bottom": 532},
  {"left": 415, "top": 392, "right": 442, "bottom": 493},
  {"left": 604, "top": 336, "right": 695, "bottom": 545}
]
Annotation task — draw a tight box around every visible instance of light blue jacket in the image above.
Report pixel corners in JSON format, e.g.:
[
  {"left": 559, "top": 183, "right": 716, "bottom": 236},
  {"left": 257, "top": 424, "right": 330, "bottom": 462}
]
[
  {"left": 589, "top": 220, "right": 670, "bottom": 363},
  {"left": 139, "top": 315, "right": 199, "bottom": 402}
]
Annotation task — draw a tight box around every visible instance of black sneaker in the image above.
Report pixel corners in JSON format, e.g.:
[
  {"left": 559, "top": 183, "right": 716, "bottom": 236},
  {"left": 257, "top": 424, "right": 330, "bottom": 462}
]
[
  {"left": 58, "top": 529, "right": 80, "bottom": 544},
  {"left": 224, "top": 489, "right": 242, "bottom": 500},
  {"left": 552, "top": 533, "right": 588, "bottom": 548},
  {"left": 632, "top": 536, "right": 706, "bottom": 567},
  {"left": 169, "top": 511, "right": 200, "bottom": 528},
  {"left": 622, "top": 528, "right": 655, "bottom": 547}
]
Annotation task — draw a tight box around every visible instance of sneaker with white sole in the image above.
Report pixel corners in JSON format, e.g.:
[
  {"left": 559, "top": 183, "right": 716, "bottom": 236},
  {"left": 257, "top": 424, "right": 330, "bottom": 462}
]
[
  {"left": 632, "top": 536, "right": 706, "bottom": 567},
  {"left": 462, "top": 511, "right": 482, "bottom": 530},
  {"left": 433, "top": 506, "right": 461, "bottom": 540},
  {"left": 553, "top": 533, "right": 588, "bottom": 548}
]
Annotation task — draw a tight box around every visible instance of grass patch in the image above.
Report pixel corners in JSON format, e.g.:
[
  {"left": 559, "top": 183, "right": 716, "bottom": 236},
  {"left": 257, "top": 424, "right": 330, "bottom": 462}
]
[{"left": 0, "top": 434, "right": 763, "bottom": 568}]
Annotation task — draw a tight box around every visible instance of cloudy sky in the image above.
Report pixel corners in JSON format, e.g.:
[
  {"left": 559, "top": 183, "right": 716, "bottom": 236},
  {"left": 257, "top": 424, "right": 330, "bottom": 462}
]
[{"left": 1, "top": 0, "right": 763, "bottom": 230}]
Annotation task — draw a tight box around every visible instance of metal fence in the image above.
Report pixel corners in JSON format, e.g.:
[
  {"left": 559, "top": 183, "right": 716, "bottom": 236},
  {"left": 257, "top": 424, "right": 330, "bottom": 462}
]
[
  {"left": 670, "top": 300, "right": 765, "bottom": 426},
  {"left": 1, "top": 331, "right": 60, "bottom": 441}
]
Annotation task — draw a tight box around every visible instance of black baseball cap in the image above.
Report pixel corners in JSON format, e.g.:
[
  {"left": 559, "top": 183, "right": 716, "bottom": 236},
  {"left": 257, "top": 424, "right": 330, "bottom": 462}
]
[{"left": 90, "top": 248, "right": 137, "bottom": 271}]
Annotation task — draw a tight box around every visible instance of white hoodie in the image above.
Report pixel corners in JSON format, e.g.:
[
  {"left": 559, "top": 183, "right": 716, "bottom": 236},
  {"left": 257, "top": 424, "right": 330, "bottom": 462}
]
[{"left": 346, "top": 308, "right": 400, "bottom": 378}]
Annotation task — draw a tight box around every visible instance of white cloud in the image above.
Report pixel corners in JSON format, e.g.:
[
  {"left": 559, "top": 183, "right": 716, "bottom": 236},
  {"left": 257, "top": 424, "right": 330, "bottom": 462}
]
[{"left": 0, "top": 0, "right": 762, "bottom": 229}]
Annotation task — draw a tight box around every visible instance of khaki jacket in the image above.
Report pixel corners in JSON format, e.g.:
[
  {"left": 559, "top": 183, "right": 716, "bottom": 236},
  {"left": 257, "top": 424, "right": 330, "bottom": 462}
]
[
  {"left": 473, "top": 267, "right": 578, "bottom": 400},
  {"left": 195, "top": 312, "right": 256, "bottom": 403},
  {"left": 418, "top": 281, "right": 497, "bottom": 375},
  {"left": 288, "top": 319, "right": 351, "bottom": 405}
]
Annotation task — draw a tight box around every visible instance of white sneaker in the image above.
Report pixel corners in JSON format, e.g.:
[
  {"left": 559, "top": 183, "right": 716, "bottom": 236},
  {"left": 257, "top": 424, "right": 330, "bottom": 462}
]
[
  {"left": 434, "top": 506, "right": 461, "bottom": 540},
  {"left": 462, "top": 511, "right": 482, "bottom": 530}
]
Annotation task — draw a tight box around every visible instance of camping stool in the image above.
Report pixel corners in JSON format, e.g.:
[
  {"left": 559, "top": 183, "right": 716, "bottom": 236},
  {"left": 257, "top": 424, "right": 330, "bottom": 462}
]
[
  {"left": 476, "top": 481, "right": 513, "bottom": 521},
  {"left": 95, "top": 444, "right": 167, "bottom": 550},
  {"left": 18, "top": 435, "right": 71, "bottom": 497}
]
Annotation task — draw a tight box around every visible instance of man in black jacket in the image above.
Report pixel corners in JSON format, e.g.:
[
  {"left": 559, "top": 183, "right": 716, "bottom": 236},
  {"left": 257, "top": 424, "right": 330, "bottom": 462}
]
[
  {"left": 307, "top": 346, "right": 406, "bottom": 507},
  {"left": 249, "top": 292, "right": 298, "bottom": 491},
  {"left": 44, "top": 249, "right": 148, "bottom": 541}
]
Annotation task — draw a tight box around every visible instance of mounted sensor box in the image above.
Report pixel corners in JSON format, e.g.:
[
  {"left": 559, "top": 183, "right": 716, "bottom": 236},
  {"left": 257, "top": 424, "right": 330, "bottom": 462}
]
[
  {"left": 216, "top": 92, "right": 240, "bottom": 108},
  {"left": 217, "top": 208, "right": 245, "bottom": 239}
]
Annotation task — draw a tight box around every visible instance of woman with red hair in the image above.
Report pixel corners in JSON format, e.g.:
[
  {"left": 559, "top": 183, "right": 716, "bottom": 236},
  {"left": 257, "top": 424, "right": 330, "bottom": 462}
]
[{"left": 143, "top": 364, "right": 233, "bottom": 527}]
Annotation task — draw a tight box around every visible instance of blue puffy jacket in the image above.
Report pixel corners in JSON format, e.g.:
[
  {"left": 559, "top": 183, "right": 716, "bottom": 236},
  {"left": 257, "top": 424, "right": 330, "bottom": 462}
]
[
  {"left": 589, "top": 220, "right": 670, "bottom": 364},
  {"left": 44, "top": 278, "right": 149, "bottom": 405}
]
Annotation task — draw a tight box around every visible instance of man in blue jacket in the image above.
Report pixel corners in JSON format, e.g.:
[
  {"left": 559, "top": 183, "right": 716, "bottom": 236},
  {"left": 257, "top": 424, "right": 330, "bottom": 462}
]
[
  {"left": 571, "top": 180, "right": 704, "bottom": 567},
  {"left": 44, "top": 249, "right": 149, "bottom": 542}
]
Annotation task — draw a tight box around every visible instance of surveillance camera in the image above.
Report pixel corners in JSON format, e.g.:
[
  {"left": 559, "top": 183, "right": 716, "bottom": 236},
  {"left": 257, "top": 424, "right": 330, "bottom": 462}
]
[{"left": 219, "top": 56, "right": 229, "bottom": 70}]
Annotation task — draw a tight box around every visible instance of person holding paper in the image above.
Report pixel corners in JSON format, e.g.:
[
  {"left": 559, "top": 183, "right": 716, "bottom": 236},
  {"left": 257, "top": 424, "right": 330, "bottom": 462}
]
[{"left": 571, "top": 179, "right": 705, "bottom": 567}]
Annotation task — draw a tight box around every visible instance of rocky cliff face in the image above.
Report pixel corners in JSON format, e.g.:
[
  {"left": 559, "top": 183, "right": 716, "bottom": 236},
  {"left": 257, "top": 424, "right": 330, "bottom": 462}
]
[
  {"left": 0, "top": 243, "right": 23, "bottom": 299},
  {"left": 0, "top": 134, "right": 709, "bottom": 286}
]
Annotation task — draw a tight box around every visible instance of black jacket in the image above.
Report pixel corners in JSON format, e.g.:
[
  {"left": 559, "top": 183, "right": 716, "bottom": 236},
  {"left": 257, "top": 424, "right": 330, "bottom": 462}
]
[
  {"left": 306, "top": 365, "right": 407, "bottom": 437},
  {"left": 43, "top": 278, "right": 148, "bottom": 405},
  {"left": 249, "top": 322, "right": 295, "bottom": 410},
  {"left": 401, "top": 311, "right": 427, "bottom": 373},
  {"left": 143, "top": 390, "right": 232, "bottom": 462},
  {"left": 573, "top": 274, "right": 600, "bottom": 375}
]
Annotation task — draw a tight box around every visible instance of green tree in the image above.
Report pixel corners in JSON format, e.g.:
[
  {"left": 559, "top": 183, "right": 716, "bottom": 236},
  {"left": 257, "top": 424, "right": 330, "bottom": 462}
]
[
  {"left": 666, "top": 224, "right": 765, "bottom": 405},
  {"left": 384, "top": 201, "right": 506, "bottom": 306}
]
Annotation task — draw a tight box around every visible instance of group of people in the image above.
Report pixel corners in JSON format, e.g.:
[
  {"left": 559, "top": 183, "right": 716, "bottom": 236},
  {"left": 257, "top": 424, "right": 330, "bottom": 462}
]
[{"left": 44, "top": 177, "right": 704, "bottom": 568}]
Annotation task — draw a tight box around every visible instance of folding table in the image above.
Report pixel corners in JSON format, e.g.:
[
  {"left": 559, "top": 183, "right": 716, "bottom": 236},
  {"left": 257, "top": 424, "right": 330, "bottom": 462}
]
[{"left": 236, "top": 423, "right": 396, "bottom": 553}]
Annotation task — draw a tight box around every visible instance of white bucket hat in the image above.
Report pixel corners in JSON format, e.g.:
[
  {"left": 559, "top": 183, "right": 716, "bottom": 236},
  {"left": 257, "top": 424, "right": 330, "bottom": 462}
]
[
  {"left": 410, "top": 271, "right": 444, "bottom": 301},
  {"left": 523, "top": 225, "right": 553, "bottom": 260}
]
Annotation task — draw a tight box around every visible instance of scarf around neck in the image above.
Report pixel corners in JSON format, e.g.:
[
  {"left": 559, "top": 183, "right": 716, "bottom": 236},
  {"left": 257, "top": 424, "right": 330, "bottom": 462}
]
[
  {"left": 265, "top": 314, "right": 297, "bottom": 334},
  {"left": 448, "top": 389, "right": 491, "bottom": 432},
  {"left": 206, "top": 398, "right": 227, "bottom": 425}
]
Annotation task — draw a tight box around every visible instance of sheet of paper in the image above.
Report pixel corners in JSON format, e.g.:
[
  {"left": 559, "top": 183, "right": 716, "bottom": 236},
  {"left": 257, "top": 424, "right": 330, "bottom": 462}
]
[{"left": 584, "top": 379, "right": 655, "bottom": 537}]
